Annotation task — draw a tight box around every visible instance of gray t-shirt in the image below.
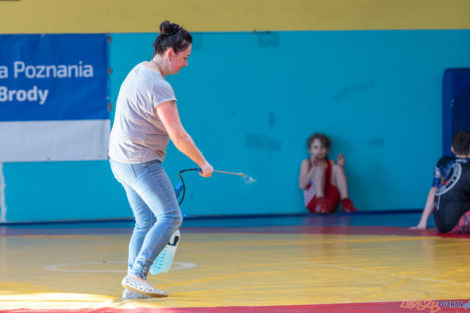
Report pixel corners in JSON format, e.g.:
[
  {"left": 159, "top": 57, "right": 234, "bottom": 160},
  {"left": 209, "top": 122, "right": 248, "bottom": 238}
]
[{"left": 109, "top": 62, "right": 176, "bottom": 163}]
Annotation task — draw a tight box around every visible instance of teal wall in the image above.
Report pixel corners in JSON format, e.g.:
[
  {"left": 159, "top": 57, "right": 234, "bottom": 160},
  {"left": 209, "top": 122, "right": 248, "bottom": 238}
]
[{"left": 3, "top": 30, "right": 470, "bottom": 222}]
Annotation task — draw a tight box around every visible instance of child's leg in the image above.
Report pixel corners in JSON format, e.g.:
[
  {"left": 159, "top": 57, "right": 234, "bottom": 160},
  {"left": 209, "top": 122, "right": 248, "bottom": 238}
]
[
  {"left": 323, "top": 184, "right": 340, "bottom": 213},
  {"left": 312, "top": 166, "right": 326, "bottom": 198},
  {"left": 331, "top": 165, "right": 358, "bottom": 212},
  {"left": 449, "top": 211, "right": 470, "bottom": 234},
  {"left": 330, "top": 165, "right": 349, "bottom": 199}
]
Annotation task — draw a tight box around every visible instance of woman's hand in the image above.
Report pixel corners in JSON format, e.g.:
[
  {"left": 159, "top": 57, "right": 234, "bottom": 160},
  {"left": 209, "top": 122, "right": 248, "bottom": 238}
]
[{"left": 199, "top": 161, "right": 213, "bottom": 177}]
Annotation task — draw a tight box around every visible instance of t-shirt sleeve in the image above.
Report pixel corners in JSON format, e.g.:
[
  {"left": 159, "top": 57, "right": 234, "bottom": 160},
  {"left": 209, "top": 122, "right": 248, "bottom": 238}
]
[
  {"left": 432, "top": 156, "right": 453, "bottom": 188},
  {"left": 152, "top": 81, "right": 177, "bottom": 108}
]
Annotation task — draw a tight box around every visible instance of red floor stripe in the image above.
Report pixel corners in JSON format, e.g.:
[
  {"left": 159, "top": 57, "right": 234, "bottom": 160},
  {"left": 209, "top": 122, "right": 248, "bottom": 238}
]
[
  {"left": 4, "top": 225, "right": 470, "bottom": 238},
  {"left": 2, "top": 300, "right": 470, "bottom": 313}
]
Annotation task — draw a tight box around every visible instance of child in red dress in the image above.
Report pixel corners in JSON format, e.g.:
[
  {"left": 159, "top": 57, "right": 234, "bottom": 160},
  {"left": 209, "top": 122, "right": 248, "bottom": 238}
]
[{"left": 299, "top": 133, "right": 357, "bottom": 214}]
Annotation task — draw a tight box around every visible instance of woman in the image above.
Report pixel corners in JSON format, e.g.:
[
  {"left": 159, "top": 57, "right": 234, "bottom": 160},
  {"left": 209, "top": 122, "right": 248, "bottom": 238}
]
[{"left": 109, "top": 20, "right": 213, "bottom": 298}]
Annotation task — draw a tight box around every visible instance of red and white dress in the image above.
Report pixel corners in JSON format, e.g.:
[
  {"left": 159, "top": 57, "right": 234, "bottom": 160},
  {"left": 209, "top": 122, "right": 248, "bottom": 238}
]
[{"left": 303, "top": 159, "right": 340, "bottom": 214}]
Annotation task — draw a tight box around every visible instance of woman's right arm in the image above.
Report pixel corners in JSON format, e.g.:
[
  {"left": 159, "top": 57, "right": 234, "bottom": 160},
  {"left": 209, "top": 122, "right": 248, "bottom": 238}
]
[
  {"left": 156, "top": 100, "right": 213, "bottom": 177},
  {"left": 410, "top": 187, "right": 436, "bottom": 230}
]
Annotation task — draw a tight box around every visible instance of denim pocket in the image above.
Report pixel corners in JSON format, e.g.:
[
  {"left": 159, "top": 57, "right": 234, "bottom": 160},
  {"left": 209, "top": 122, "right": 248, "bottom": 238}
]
[
  {"left": 143, "top": 160, "right": 163, "bottom": 173},
  {"left": 133, "top": 160, "right": 162, "bottom": 178}
]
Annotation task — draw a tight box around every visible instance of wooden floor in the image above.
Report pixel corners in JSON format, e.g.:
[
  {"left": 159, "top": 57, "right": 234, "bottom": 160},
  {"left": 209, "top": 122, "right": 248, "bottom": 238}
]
[{"left": 0, "top": 212, "right": 469, "bottom": 313}]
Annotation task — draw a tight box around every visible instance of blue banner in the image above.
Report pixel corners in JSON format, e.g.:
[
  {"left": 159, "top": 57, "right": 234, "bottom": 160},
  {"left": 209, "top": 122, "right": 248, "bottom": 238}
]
[{"left": 0, "top": 34, "right": 109, "bottom": 121}]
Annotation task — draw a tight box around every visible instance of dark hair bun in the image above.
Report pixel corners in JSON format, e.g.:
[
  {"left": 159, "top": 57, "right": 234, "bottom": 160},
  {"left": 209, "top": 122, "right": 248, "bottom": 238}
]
[
  {"left": 160, "top": 20, "right": 180, "bottom": 35},
  {"left": 154, "top": 20, "right": 192, "bottom": 55}
]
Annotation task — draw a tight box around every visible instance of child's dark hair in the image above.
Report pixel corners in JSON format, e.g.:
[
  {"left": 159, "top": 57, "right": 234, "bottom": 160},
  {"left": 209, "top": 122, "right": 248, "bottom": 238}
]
[
  {"left": 452, "top": 130, "right": 470, "bottom": 155},
  {"left": 307, "top": 133, "right": 331, "bottom": 150},
  {"left": 153, "top": 20, "right": 192, "bottom": 55}
]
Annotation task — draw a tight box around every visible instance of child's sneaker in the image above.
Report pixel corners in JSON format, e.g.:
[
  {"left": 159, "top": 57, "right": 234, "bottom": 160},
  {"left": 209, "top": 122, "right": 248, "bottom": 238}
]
[
  {"left": 341, "top": 198, "right": 357, "bottom": 212},
  {"left": 315, "top": 197, "right": 330, "bottom": 214}
]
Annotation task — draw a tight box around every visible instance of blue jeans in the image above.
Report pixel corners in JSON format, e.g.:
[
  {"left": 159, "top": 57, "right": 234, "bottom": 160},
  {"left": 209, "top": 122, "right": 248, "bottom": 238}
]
[{"left": 110, "top": 159, "right": 183, "bottom": 279}]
